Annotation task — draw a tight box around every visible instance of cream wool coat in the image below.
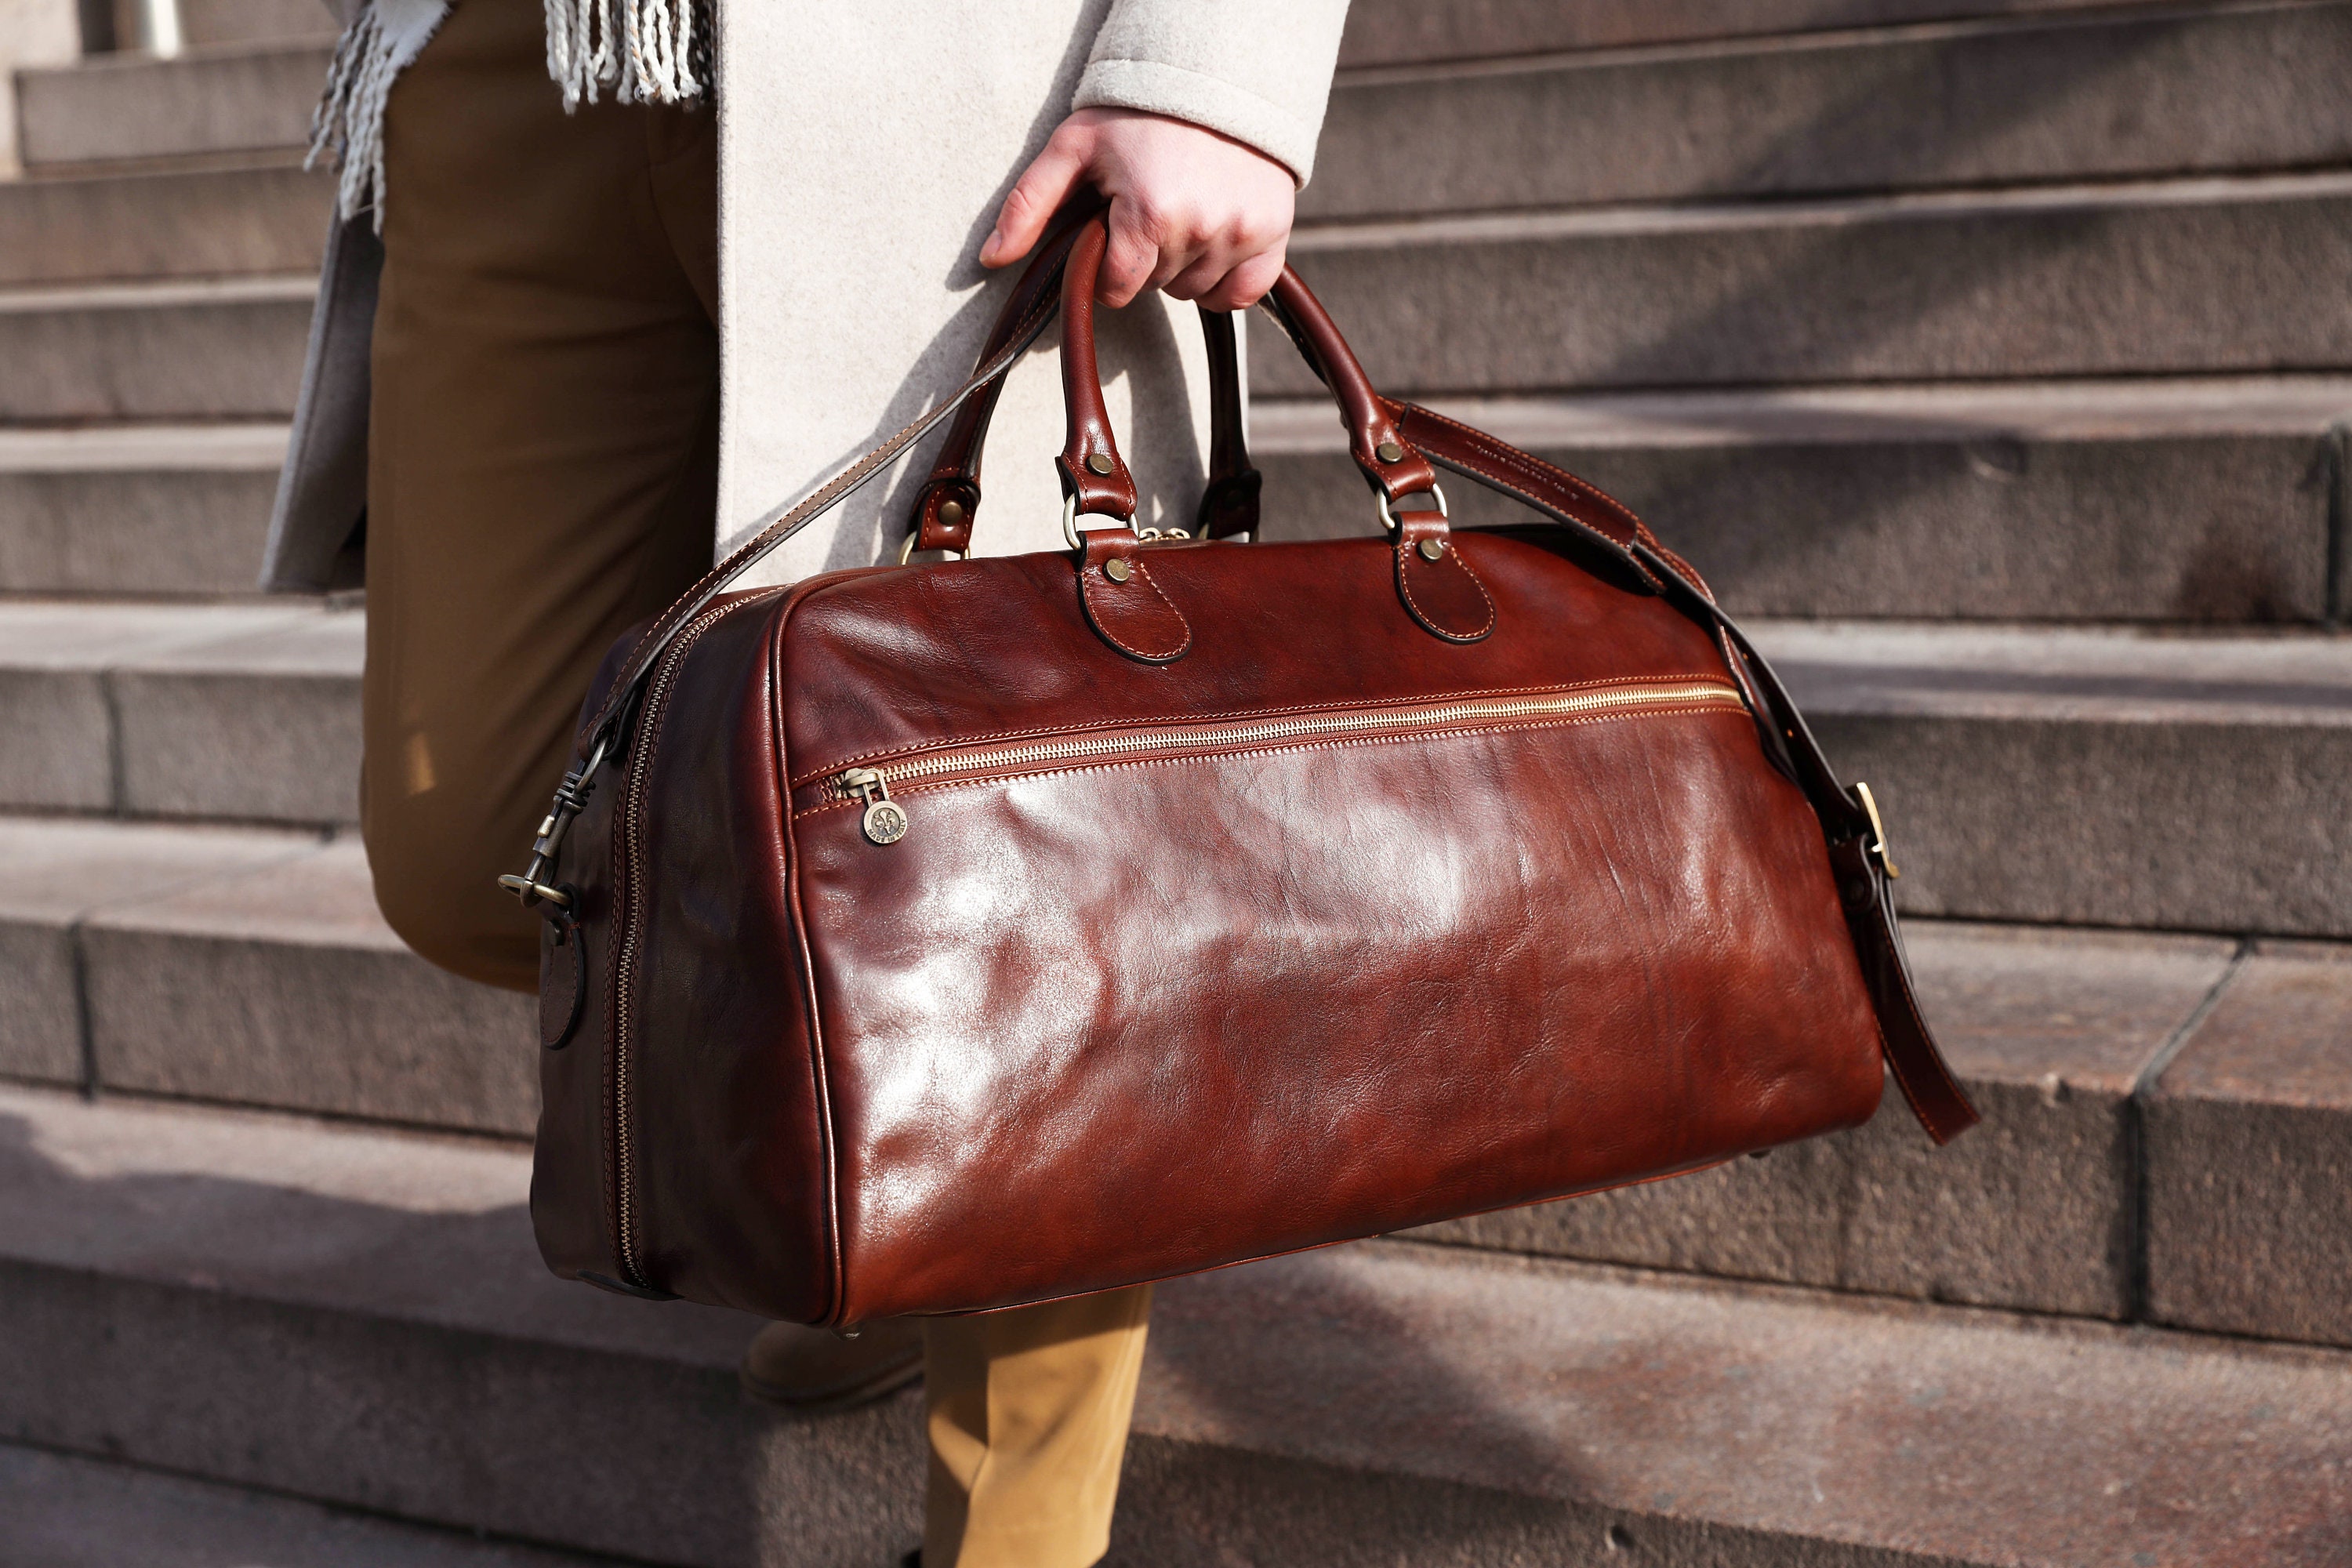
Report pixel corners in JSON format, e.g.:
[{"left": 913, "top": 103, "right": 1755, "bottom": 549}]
[
  {"left": 263, "top": 0, "right": 1352, "bottom": 592},
  {"left": 717, "top": 0, "right": 1347, "bottom": 583}
]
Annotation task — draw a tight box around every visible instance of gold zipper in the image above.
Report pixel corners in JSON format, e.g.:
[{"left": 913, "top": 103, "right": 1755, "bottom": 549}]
[{"left": 827, "top": 677, "right": 1745, "bottom": 844}]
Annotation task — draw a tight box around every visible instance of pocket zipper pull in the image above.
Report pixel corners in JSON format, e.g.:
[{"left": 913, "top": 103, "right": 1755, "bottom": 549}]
[{"left": 837, "top": 768, "right": 909, "bottom": 845}]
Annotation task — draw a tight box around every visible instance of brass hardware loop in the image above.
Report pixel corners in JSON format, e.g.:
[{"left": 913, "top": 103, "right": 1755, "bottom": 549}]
[
  {"left": 499, "top": 732, "right": 612, "bottom": 911},
  {"left": 898, "top": 532, "right": 971, "bottom": 566},
  {"left": 1853, "top": 781, "right": 1902, "bottom": 880},
  {"left": 1062, "top": 492, "right": 1136, "bottom": 551},
  {"left": 1376, "top": 481, "right": 1449, "bottom": 534}
]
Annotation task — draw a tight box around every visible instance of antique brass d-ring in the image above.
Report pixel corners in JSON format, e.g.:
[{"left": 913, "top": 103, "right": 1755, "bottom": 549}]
[
  {"left": 1062, "top": 493, "right": 1137, "bottom": 552},
  {"left": 899, "top": 532, "right": 971, "bottom": 566},
  {"left": 1376, "top": 482, "right": 1450, "bottom": 534}
]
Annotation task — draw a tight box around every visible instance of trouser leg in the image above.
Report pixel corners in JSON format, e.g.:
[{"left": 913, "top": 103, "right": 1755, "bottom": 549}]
[
  {"left": 362, "top": 0, "right": 719, "bottom": 991},
  {"left": 923, "top": 1285, "right": 1155, "bottom": 1568},
  {"left": 365, "top": 9, "right": 1154, "bottom": 1558}
]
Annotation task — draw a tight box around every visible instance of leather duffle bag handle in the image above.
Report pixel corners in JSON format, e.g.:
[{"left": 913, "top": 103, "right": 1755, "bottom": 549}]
[
  {"left": 513, "top": 206, "right": 1978, "bottom": 1146},
  {"left": 1048, "top": 216, "right": 1497, "bottom": 659},
  {"left": 902, "top": 205, "right": 1257, "bottom": 558}
]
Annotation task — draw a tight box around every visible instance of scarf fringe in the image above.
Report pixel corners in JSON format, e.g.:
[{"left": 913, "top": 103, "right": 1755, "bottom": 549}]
[
  {"left": 306, "top": 1, "right": 412, "bottom": 228},
  {"left": 309, "top": 0, "right": 708, "bottom": 229},
  {"left": 544, "top": 0, "right": 706, "bottom": 111}
]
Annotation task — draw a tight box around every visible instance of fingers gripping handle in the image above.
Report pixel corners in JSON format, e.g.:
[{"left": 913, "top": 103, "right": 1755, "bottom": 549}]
[
  {"left": 930, "top": 214, "right": 1444, "bottom": 556},
  {"left": 909, "top": 281, "right": 1259, "bottom": 552},
  {"left": 1050, "top": 213, "right": 1435, "bottom": 533}
]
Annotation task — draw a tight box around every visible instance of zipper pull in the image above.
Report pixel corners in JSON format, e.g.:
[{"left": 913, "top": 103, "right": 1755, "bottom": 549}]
[{"left": 836, "top": 767, "right": 909, "bottom": 845}]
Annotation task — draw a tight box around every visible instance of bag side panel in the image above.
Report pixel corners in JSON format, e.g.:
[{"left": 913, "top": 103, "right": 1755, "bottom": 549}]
[
  {"left": 531, "top": 615, "right": 666, "bottom": 1288},
  {"left": 619, "top": 597, "right": 838, "bottom": 1322},
  {"left": 530, "top": 765, "right": 624, "bottom": 1284}
]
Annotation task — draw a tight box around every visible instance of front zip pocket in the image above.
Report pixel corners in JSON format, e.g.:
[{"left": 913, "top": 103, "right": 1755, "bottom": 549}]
[{"left": 804, "top": 677, "right": 1748, "bottom": 844}]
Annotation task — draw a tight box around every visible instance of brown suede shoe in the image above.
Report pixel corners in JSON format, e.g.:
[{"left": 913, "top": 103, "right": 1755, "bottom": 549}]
[{"left": 739, "top": 1317, "right": 924, "bottom": 1412}]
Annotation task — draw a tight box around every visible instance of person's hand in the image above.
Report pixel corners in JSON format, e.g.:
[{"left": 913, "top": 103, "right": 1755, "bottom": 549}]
[{"left": 980, "top": 107, "right": 1297, "bottom": 311}]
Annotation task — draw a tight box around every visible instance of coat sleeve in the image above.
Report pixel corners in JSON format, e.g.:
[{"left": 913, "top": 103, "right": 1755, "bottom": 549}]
[{"left": 1073, "top": 0, "right": 1350, "bottom": 184}]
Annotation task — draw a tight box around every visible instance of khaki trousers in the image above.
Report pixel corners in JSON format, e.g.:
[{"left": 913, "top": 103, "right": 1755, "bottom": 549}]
[{"left": 366, "top": 2, "right": 1149, "bottom": 1563}]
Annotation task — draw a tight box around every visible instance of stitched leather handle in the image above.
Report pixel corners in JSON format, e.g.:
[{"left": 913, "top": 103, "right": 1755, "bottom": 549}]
[
  {"left": 908, "top": 260, "right": 1260, "bottom": 553},
  {"left": 907, "top": 209, "right": 1106, "bottom": 557},
  {"left": 1051, "top": 215, "right": 1444, "bottom": 530},
  {"left": 1058, "top": 218, "right": 1142, "bottom": 521},
  {"left": 586, "top": 221, "right": 1659, "bottom": 746}
]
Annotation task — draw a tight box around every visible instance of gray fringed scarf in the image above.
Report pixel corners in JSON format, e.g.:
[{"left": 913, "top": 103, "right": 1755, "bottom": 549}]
[{"left": 309, "top": 0, "right": 714, "bottom": 227}]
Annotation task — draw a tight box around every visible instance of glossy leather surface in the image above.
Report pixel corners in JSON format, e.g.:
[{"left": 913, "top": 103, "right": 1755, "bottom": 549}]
[
  {"left": 1392, "top": 514, "right": 1495, "bottom": 643},
  {"left": 1076, "top": 529, "right": 1192, "bottom": 663},
  {"left": 531, "top": 225, "right": 1975, "bottom": 1325},
  {"left": 535, "top": 517, "right": 1897, "bottom": 1323}
]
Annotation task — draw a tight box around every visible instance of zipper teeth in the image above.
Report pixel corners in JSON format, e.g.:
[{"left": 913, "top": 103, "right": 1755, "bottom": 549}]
[
  {"left": 612, "top": 598, "right": 741, "bottom": 1289},
  {"left": 854, "top": 680, "right": 1743, "bottom": 793}
]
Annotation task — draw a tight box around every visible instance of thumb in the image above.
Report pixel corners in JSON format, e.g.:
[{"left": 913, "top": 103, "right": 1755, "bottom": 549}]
[{"left": 982, "top": 129, "right": 1091, "bottom": 267}]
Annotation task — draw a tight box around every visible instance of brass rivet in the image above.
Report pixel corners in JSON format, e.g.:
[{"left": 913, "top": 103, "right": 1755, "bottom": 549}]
[
  {"left": 1103, "top": 557, "right": 1133, "bottom": 583},
  {"left": 938, "top": 499, "right": 965, "bottom": 527},
  {"left": 1417, "top": 538, "right": 1446, "bottom": 561},
  {"left": 1376, "top": 439, "right": 1405, "bottom": 463},
  {"left": 1086, "top": 453, "right": 1116, "bottom": 476}
]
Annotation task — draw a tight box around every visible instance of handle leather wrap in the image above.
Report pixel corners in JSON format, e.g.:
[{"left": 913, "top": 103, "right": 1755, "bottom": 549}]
[{"left": 1056, "top": 218, "right": 1142, "bottom": 520}]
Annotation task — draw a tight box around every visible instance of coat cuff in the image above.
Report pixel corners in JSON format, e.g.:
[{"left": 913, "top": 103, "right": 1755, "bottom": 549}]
[
  {"left": 1072, "top": 0, "right": 1348, "bottom": 186},
  {"left": 1075, "top": 58, "right": 1322, "bottom": 185}
]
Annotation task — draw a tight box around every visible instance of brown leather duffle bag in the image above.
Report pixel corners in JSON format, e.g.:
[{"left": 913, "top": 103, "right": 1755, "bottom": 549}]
[{"left": 509, "top": 212, "right": 1979, "bottom": 1323}]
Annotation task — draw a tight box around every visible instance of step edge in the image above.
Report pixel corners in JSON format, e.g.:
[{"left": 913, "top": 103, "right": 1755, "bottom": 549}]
[
  {"left": 1250, "top": 376, "right": 2352, "bottom": 450},
  {"left": 1332, "top": 0, "right": 2343, "bottom": 88},
  {"left": 1290, "top": 167, "right": 2352, "bottom": 250}
]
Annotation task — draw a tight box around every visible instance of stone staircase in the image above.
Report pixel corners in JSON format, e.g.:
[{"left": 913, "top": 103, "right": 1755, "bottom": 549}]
[{"left": 4, "top": 2, "right": 2350, "bottom": 1563}]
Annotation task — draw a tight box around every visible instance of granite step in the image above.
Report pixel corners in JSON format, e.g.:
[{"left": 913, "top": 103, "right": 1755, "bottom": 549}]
[
  {"left": 0, "top": 163, "right": 330, "bottom": 289},
  {"left": 2143, "top": 938, "right": 2352, "bottom": 1347},
  {"left": 35, "top": 6, "right": 2336, "bottom": 198},
  {"left": 1314, "top": 0, "right": 2352, "bottom": 220},
  {"left": 1255, "top": 376, "right": 2352, "bottom": 624},
  {"left": 0, "top": 815, "right": 537, "bottom": 1135},
  {"left": 2, "top": 1080, "right": 2347, "bottom": 1566},
  {"left": 16, "top": 41, "right": 332, "bottom": 172},
  {"left": 0, "top": 1443, "right": 625, "bottom": 1568},
  {"left": 1438, "top": 926, "right": 2352, "bottom": 1349},
  {"left": 1751, "top": 619, "right": 2352, "bottom": 936},
  {"left": 1263, "top": 171, "right": 2352, "bottom": 397},
  {"left": 0, "top": 275, "right": 314, "bottom": 423},
  {"left": 1338, "top": 0, "right": 2155, "bottom": 64},
  {"left": 0, "top": 597, "right": 361, "bottom": 824},
  {"left": 0, "top": 423, "right": 286, "bottom": 596},
  {"left": 5, "top": 808, "right": 2347, "bottom": 1343},
  {"left": 14, "top": 375, "right": 2345, "bottom": 618}
]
